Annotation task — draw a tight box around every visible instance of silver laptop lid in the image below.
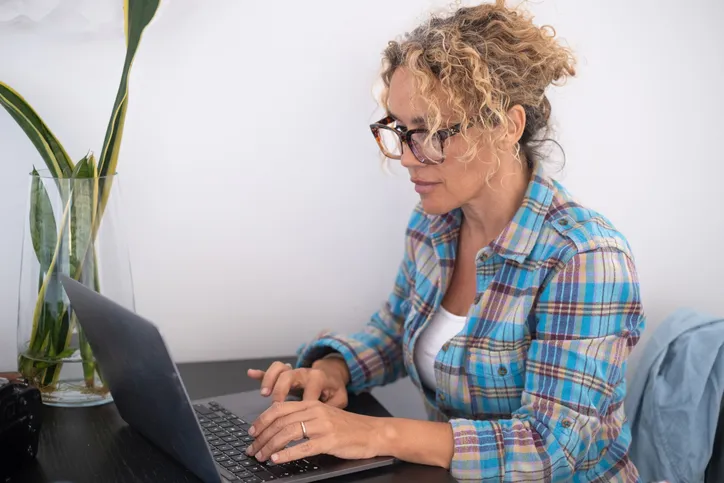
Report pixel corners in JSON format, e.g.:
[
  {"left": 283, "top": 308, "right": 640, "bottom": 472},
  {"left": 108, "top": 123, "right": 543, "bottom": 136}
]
[{"left": 59, "top": 274, "right": 221, "bottom": 483}]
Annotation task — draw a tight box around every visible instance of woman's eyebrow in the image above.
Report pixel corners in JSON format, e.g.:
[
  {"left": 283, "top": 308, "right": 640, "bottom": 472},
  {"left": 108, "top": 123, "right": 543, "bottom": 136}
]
[{"left": 388, "top": 111, "right": 427, "bottom": 127}]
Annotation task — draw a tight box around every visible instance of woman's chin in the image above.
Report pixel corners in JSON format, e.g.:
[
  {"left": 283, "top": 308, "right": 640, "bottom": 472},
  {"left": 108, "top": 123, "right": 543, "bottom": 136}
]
[{"left": 419, "top": 196, "right": 455, "bottom": 216}]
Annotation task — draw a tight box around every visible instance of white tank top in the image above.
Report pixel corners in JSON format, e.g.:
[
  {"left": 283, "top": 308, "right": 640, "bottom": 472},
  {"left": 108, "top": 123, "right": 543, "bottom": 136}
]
[{"left": 413, "top": 306, "right": 468, "bottom": 390}]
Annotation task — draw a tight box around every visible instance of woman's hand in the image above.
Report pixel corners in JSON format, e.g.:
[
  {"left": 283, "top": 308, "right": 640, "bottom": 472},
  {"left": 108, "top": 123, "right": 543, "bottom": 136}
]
[
  {"left": 245, "top": 400, "right": 385, "bottom": 464},
  {"left": 247, "top": 358, "right": 351, "bottom": 407}
]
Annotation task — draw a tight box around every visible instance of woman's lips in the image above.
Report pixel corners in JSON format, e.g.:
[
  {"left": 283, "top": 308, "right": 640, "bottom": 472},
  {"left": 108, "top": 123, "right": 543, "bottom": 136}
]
[{"left": 411, "top": 179, "right": 440, "bottom": 194}]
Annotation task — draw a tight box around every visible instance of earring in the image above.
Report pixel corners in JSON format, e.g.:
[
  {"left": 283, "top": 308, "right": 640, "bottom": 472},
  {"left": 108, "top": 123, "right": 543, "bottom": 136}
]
[{"left": 513, "top": 143, "right": 522, "bottom": 164}]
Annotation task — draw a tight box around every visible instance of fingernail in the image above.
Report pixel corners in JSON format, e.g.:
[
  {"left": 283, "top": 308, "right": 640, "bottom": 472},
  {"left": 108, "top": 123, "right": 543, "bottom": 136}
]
[
  {"left": 246, "top": 446, "right": 254, "bottom": 455},
  {"left": 271, "top": 454, "right": 279, "bottom": 462},
  {"left": 248, "top": 426, "right": 256, "bottom": 436},
  {"left": 260, "top": 388, "right": 270, "bottom": 396},
  {"left": 255, "top": 452, "right": 263, "bottom": 461}
]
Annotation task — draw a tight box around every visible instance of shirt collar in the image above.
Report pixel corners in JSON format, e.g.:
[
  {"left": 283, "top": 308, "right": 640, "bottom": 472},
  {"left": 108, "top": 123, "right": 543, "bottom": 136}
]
[
  {"left": 489, "top": 161, "right": 555, "bottom": 263},
  {"left": 427, "top": 161, "right": 555, "bottom": 264}
]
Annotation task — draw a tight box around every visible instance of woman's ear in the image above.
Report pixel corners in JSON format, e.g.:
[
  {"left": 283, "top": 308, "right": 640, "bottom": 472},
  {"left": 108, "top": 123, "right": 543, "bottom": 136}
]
[{"left": 505, "top": 105, "right": 526, "bottom": 147}]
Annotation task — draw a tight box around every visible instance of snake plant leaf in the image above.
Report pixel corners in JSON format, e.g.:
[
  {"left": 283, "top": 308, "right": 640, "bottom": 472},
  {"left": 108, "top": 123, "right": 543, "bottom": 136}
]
[
  {"left": 97, "top": 0, "right": 161, "bottom": 211},
  {"left": 69, "top": 156, "right": 95, "bottom": 278},
  {"left": 0, "top": 83, "right": 74, "bottom": 177},
  {"left": 30, "top": 168, "right": 59, "bottom": 276}
]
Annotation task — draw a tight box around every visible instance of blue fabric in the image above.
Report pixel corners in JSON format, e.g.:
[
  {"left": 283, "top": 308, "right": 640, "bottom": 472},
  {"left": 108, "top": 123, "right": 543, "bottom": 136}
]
[{"left": 625, "top": 308, "right": 724, "bottom": 483}]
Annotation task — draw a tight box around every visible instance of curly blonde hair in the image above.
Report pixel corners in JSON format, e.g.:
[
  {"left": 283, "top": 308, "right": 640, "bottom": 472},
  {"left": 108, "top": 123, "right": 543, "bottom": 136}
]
[{"left": 380, "top": 0, "right": 576, "bottom": 168}]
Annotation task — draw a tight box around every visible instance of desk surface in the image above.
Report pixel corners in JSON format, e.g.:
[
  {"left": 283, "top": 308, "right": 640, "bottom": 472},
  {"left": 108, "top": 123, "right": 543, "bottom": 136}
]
[{"left": 9, "top": 357, "right": 456, "bottom": 483}]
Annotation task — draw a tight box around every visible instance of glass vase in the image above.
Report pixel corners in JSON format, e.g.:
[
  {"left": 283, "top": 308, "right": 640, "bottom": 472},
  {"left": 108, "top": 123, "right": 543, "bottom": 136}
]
[{"left": 16, "top": 170, "right": 135, "bottom": 407}]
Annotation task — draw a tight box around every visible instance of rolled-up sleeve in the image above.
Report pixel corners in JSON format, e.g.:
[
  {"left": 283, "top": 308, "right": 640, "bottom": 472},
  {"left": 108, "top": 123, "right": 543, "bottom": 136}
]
[{"left": 448, "top": 247, "right": 644, "bottom": 481}]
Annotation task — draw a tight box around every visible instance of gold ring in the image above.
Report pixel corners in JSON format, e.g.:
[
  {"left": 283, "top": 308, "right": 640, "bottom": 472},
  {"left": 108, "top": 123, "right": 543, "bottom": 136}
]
[{"left": 300, "top": 421, "right": 308, "bottom": 439}]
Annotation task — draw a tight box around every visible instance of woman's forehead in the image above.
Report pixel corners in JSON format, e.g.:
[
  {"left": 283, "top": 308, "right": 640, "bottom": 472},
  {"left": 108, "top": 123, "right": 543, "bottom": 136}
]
[{"left": 387, "top": 68, "right": 454, "bottom": 126}]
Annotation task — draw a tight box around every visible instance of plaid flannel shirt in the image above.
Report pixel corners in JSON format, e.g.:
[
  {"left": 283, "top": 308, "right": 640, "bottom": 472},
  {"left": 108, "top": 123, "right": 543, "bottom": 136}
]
[{"left": 296, "top": 162, "right": 645, "bottom": 482}]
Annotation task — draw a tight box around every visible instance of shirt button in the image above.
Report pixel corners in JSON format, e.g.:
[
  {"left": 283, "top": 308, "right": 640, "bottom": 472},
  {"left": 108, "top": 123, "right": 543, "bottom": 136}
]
[
  {"left": 558, "top": 218, "right": 569, "bottom": 227},
  {"left": 497, "top": 366, "right": 508, "bottom": 376},
  {"left": 442, "top": 342, "right": 450, "bottom": 351},
  {"left": 561, "top": 419, "right": 573, "bottom": 429}
]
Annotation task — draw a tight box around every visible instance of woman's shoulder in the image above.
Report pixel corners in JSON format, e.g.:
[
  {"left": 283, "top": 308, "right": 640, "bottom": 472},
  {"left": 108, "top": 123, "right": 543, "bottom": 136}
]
[{"left": 542, "top": 179, "right": 635, "bottom": 262}]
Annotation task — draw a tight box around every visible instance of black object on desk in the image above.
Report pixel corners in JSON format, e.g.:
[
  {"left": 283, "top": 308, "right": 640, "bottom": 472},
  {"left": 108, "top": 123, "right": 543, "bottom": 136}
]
[
  {"left": 0, "top": 374, "right": 43, "bottom": 481},
  {"left": 7, "top": 358, "right": 456, "bottom": 483}
]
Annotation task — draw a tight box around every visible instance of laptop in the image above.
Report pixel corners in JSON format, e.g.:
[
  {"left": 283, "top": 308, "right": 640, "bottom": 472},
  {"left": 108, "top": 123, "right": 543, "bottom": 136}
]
[{"left": 59, "top": 274, "right": 397, "bottom": 483}]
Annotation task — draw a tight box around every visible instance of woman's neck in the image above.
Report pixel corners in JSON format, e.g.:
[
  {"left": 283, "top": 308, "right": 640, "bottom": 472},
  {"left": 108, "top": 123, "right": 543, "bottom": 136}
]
[{"left": 460, "top": 160, "right": 531, "bottom": 246}]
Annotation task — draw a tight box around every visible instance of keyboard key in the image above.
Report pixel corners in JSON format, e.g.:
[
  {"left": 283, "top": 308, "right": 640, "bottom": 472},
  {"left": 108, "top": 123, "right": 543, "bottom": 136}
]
[
  {"left": 219, "top": 422, "right": 234, "bottom": 428},
  {"left": 231, "top": 431, "right": 247, "bottom": 437},
  {"left": 212, "top": 450, "right": 222, "bottom": 457},
  {"left": 222, "top": 460, "right": 237, "bottom": 468},
  {"left": 297, "top": 459, "right": 320, "bottom": 471},
  {"left": 242, "top": 478, "right": 260, "bottom": 483},
  {"left": 217, "top": 445, "right": 234, "bottom": 452},
  {"left": 194, "top": 404, "right": 214, "bottom": 415},
  {"left": 217, "top": 466, "right": 239, "bottom": 481},
  {"left": 241, "top": 436, "right": 254, "bottom": 443},
  {"left": 247, "top": 465, "right": 265, "bottom": 473},
  {"left": 222, "top": 436, "right": 238, "bottom": 443},
  {"left": 257, "top": 475, "right": 276, "bottom": 481},
  {"left": 241, "top": 460, "right": 255, "bottom": 467},
  {"left": 265, "top": 466, "right": 291, "bottom": 478},
  {"left": 215, "top": 455, "right": 229, "bottom": 462},
  {"left": 226, "top": 450, "right": 241, "bottom": 456},
  {"left": 231, "top": 442, "right": 245, "bottom": 448},
  {"left": 206, "top": 436, "right": 219, "bottom": 443}
]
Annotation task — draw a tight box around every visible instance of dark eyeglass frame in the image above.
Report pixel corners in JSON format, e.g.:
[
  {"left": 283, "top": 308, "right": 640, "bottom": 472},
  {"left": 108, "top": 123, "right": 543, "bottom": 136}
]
[{"left": 369, "top": 115, "right": 463, "bottom": 165}]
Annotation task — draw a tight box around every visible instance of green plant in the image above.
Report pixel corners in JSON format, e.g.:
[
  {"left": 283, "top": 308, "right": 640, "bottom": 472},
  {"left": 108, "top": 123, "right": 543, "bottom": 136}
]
[{"left": 1, "top": 0, "right": 161, "bottom": 394}]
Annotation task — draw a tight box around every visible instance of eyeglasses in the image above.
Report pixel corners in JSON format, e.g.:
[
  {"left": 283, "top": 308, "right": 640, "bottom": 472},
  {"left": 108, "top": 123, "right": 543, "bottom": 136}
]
[{"left": 369, "top": 115, "right": 463, "bottom": 165}]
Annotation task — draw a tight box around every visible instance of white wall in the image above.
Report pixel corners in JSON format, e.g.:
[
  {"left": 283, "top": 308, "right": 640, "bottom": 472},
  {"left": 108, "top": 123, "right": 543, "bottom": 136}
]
[{"left": 1, "top": 0, "right": 723, "bottom": 371}]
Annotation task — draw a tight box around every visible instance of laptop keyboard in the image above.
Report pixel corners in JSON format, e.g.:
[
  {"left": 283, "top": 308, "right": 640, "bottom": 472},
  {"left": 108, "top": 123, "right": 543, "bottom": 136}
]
[{"left": 194, "top": 401, "right": 322, "bottom": 482}]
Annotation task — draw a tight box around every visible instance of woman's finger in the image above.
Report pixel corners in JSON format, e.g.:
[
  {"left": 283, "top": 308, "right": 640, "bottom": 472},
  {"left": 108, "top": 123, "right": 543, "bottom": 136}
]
[
  {"left": 250, "top": 413, "right": 319, "bottom": 462},
  {"left": 324, "top": 389, "right": 348, "bottom": 409},
  {"left": 259, "top": 361, "right": 292, "bottom": 396},
  {"left": 249, "top": 400, "right": 316, "bottom": 438},
  {"left": 270, "top": 437, "right": 329, "bottom": 465},
  {"left": 271, "top": 370, "right": 306, "bottom": 403},
  {"left": 246, "top": 368, "right": 265, "bottom": 380},
  {"left": 302, "top": 372, "right": 324, "bottom": 402}
]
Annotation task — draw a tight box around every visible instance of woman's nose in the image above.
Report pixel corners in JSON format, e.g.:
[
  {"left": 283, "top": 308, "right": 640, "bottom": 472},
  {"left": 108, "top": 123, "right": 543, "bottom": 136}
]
[{"left": 399, "top": 145, "right": 421, "bottom": 168}]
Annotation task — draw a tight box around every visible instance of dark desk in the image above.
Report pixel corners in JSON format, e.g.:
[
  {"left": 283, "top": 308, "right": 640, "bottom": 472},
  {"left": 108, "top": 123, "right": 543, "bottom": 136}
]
[{"left": 9, "top": 357, "right": 456, "bottom": 483}]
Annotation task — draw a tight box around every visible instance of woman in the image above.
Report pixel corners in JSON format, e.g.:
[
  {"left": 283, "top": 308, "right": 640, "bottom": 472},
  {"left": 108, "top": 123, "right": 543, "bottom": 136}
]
[{"left": 244, "top": 1, "right": 645, "bottom": 481}]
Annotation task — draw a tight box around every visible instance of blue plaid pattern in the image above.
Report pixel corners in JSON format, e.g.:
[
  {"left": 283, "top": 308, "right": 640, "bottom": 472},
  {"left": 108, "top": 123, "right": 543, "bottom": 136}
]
[{"left": 297, "top": 162, "right": 645, "bottom": 481}]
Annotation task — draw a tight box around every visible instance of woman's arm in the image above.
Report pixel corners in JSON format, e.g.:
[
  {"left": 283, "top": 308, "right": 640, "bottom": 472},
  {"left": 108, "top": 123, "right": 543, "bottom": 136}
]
[{"left": 376, "top": 418, "right": 455, "bottom": 469}]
